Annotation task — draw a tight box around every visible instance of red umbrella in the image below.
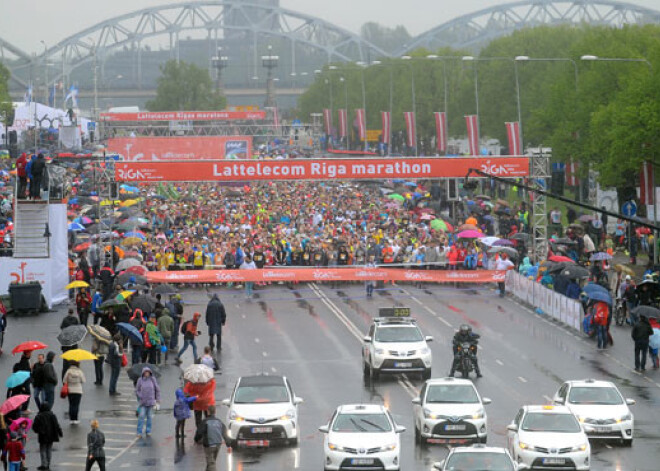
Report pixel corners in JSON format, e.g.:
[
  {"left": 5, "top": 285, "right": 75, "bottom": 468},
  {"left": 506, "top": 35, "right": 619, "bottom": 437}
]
[
  {"left": 125, "top": 265, "right": 148, "bottom": 276},
  {"left": 73, "top": 242, "right": 91, "bottom": 253},
  {"left": 12, "top": 341, "right": 48, "bottom": 355},
  {"left": 0, "top": 395, "right": 30, "bottom": 415},
  {"left": 548, "top": 255, "right": 575, "bottom": 263}
]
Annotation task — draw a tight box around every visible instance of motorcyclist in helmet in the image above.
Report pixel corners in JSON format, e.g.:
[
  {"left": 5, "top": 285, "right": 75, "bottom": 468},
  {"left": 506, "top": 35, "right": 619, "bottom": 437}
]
[{"left": 449, "top": 324, "right": 482, "bottom": 378}]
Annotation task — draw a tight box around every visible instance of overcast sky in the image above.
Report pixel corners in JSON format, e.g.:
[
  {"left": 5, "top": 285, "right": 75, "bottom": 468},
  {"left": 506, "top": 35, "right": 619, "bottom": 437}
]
[{"left": 2, "top": 0, "right": 660, "bottom": 53}]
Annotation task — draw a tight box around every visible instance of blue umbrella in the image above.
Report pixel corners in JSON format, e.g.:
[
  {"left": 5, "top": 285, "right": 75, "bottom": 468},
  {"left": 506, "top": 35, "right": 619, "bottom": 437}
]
[
  {"left": 404, "top": 182, "right": 417, "bottom": 187},
  {"left": 68, "top": 222, "right": 85, "bottom": 232},
  {"left": 68, "top": 198, "right": 78, "bottom": 206},
  {"left": 5, "top": 371, "right": 30, "bottom": 389},
  {"left": 116, "top": 322, "right": 143, "bottom": 344},
  {"left": 590, "top": 252, "right": 613, "bottom": 261},
  {"left": 582, "top": 284, "right": 612, "bottom": 305},
  {"left": 124, "top": 231, "right": 146, "bottom": 240}
]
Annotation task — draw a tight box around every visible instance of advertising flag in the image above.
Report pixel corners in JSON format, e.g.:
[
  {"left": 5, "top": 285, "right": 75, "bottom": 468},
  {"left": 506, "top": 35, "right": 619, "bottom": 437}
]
[
  {"left": 323, "top": 108, "right": 332, "bottom": 135},
  {"left": 465, "top": 115, "right": 479, "bottom": 155},
  {"left": 404, "top": 111, "right": 416, "bottom": 148},
  {"left": 565, "top": 160, "right": 579, "bottom": 187},
  {"left": 506, "top": 121, "right": 521, "bottom": 155},
  {"left": 338, "top": 109, "right": 348, "bottom": 138},
  {"left": 434, "top": 112, "right": 447, "bottom": 152},
  {"left": 381, "top": 111, "right": 391, "bottom": 145},
  {"left": 355, "top": 108, "right": 366, "bottom": 141},
  {"left": 640, "top": 161, "right": 655, "bottom": 205}
]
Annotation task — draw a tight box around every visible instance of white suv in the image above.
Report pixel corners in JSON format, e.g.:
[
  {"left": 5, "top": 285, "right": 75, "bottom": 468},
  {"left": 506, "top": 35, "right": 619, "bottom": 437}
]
[
  {"left": 221, "top": 375, "right": 303, "bottom": 448},
  {"left": 433, "top": 444, "right": 525, "bottom": 470},
  {"left": 319, "top": 404, "right": 405, "bottom": 471},
  {"left": 362, "top": 317, "right": 433, "bottom": 381},
  {"left": 552, "top": 379, "right": 635, "bottom": 446},
  {"left": 413, "top": 377, "right": 491, "bottom": 445},
  {"left": 507, "top": 405, "right": 590, "bottom": 471}
]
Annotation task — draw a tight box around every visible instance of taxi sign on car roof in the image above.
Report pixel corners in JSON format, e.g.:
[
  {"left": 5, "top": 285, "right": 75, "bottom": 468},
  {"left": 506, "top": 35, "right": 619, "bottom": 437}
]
[{"left": 378, "top": 307, "right": 411, "bottom": 318}]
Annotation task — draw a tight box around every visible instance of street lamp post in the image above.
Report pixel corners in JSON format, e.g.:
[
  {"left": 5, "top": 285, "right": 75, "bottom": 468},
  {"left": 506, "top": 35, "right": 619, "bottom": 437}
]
[
  {"left": 401, "top": 56, "right": 417, "bottom": 156},
  {"left": 370, "top": 60, "right": 393, "bottom": 155},
  {"left": 339, "top": 76, "right": 349, "bottom": 148},
  {"left": 462, "top": 56, "right": 480, "bottom": 131},
  {"left": 356, "top": 61, "right": 368, "bottom": 151},
  {"left": 261, "top": 45, "right": 279, "bottom": 108},
  {"left": 211, "top": 47, "right": 229, "bottom": 95}
]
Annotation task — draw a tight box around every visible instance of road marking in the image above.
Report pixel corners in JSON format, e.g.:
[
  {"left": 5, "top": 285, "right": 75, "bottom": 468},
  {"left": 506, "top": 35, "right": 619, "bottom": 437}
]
[
  {"left": 605, "top": 443, "right": 612, "bottom": 449},
  {"left": 270, "top": 367, "right": 277, "bottom": 373},
  {"left": 518, "top": 376, "right": 528, "bottom": 383},
  {"left": 108, "top": 436, "right": 140, "bottom": 465},
  {"left": 495, "top": 359, "right": 504, "bottom": 366},
  {"left": 543, "top": 395, "right": 553, "bottom": 403},
  {"left": 402, "top": 288, "right": 453, "bottom": 327},
  {"left": 254, "top": 337, "right": 260, "bottom": 343}
]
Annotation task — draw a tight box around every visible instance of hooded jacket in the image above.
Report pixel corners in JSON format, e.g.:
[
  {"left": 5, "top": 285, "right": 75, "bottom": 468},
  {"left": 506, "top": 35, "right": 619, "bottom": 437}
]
[
  {"left": 205, "top": 294, "right": 226, "bottom": 335},
  {"left": 135, "top": 367, "right": 161, "bottom": 407},
  {"left": 632, "top": 316, "right": 654, "bottom": 343},
  {"left": 43, "top": 352, "right": 58, "bottom": 386},
  {"left": 63, "top": 365, "right": 86, "bottom": 394},
  {"left": 173, "top": 388, "right": 197, "bottom": 421},
  {"left": 32, "top": 403, "right": 63, "bottom": 444}
]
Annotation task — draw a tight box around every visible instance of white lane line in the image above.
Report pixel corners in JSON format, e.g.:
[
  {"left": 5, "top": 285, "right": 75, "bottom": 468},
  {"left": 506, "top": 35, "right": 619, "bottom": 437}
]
[
  {"left": 495, "top": 359, "right": 504, "bottom": 366},
  {"left": 543, "top": 395, "right": 553, "bottom": 403},
  {"left": 402, "top": 288, "right": 453, "bottom": 327},
  {"left": 518, "top": 376, "right": 528, "bottom": 383},
  {"left": 107, "top": 436, "right": 139, "bottom": 465},
  {"left": 605, "top": 444, "right": 612, "bottom": 449},
  {"left": 270, "top": 367, "right": 277, "bottom": 373}
]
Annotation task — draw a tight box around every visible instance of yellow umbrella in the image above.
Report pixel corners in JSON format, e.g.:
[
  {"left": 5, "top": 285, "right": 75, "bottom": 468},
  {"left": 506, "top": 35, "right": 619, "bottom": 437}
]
[
  {"left": 117, "top": 290, "right": 136, "bottom": 301},
  {"left": 65, "top": 281, "right": 90, "bottom": 290},
  {"left": 100, "top": 199, "right": 119, "bottom": 206},
  {"left": 121, "top": 237, "right": 143, "bottom": 247},
  {"left": 120, "top": 199, "right": 138, "bottom": 207},
  {"left": 614, "top": 264, "right": 634, "bottom": 276},
  {"left": 61, "top": 349, "right": 97, "bottom": 362}
]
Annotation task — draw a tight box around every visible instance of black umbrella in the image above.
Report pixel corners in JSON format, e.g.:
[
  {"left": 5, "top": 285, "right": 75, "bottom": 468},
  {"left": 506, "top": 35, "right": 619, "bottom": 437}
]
[
  {"left": 554, "top": 237, "right": 578, "bottom": 246},
  {"left": 100, "top": 298, "right": 127, "bottom": 310},
  {"left": 510, "top": 233, "right": 529, "bottom": 241},
  {"left": 560, "top": 265, "right": 590, "bottom": 279},
  {"left": 635, "top": 280, "right": 660, "bottom": 297},
  {"left": 631, "top": 305, "right": 660, "bottom": 319},
  {"left": 153, "top": 284, "right": 178, "bottom": 295},
  {"left": 57, "top": 325, "right": 88, "bottom": 347},
  {"left": 116, "top": 272, "right": 147, "bottom": 286},
  {"left": 547, "top": 261, "right": 571, "bottom": 274},
  {"left": 130, "top": 295, "right": 157, "bottom": 313},
  {"left": 127, "top": 363, "right": 162, "bottom": 382}
]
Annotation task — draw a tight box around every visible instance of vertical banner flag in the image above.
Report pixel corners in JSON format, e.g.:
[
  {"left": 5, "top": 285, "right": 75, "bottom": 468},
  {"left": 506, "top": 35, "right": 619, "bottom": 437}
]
[
  {"left": 272, "top": 107, "right": 280, "bottom": 128},
  {"left": 506, "top": 121, "right": 521, "bottom": 155},
  {"left": 355, "top": 108, "right": 366, "bottom": 141},
  {"left": 434, "top": 112, "right": 447, "bottom": 152},
  {"left": 323, "top": 108, "right": 332, "bottom": 135},
  {"left": 465, "top": 115, "right": 479, "bottom": 155},
  {"left": 381, "top": 111, "right": 391, "bottom": 144},
  {"left": 24, "top": 84, "right": 33, "bottom": 106},
  {"left": 640, "top": 161, "right": 655, "bottom": 205},
  {"left": 404, "top": 112, "right": 416, "bottom": 148},
  {"left": 338, "top": 109, "right": 348, "bottom": 138},
  {"left": 565, "top": 161, "right": 579, "bottom": 186}
]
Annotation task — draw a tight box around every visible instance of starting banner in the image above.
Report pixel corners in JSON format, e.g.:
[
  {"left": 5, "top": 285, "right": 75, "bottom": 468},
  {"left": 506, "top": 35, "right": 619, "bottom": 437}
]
[
  {"left": 107, "top": 136, "right": 252, "bottom": 161},
  {"left": 100, "top": 111, "right": 266, "bottom": 121},
  {"left": 115, "top": 156, "right": 529, "bottom": 182},
  {"left": 147, "top": 268, "right": 507, "bottom": 284}
]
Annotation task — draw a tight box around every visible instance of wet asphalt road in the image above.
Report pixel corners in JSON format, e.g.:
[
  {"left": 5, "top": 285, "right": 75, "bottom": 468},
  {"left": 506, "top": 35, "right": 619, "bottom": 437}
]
[{"left": 2, "top": 282, "right": 659, "bottom": 471}]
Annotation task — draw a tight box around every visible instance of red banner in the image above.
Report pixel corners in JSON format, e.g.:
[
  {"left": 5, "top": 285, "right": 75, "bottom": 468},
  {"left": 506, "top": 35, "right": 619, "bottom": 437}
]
[
  {"left": 338, "top": 109, "right": 348, "bottom": 138},
  {"left": 100, "top": 111, "right": 266, "bottom": 122},
  {"left": 147, "top": 268, "right": 507, "bottom": 284},
  {"left": 381, "top": 111, "right": 391, "bottom": 145},
  {"left": 465, "top": 115, "right": 480, "bottom": 156},
  {"left": 107, "top": 136, "right": 252, "bottom": 161},
  {"left": 114, "top": 156, "right": 529, "bottom": 182},
  {"left": 356, "top": 109, "right": 366, "bottom": 141},
  {"left": 434, "top": 112, "right": 447, "bottom": 152},
  {"left": 640, "top": 161, "right": 655, "bottom": 205},
  {"left": 565, "top": 160, "right": 579, "bottom": 187},
  {"left": 506, "top": 121, "right": 521, "bottom": 156},
  {"left": 323, "top": 109, "right": 332, "bottom": 135},
  {"left": 404, "top": 111, "right": 416, "bottom": 148}
]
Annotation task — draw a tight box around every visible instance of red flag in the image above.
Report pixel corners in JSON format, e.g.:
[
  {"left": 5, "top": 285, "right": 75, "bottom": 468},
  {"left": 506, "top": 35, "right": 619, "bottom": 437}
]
[
  {"left": 434, "top": 112, "right": 447, "bottom": 152},
  {"left": 323, "top": 108, "right": 332, "bottom": 135},
  {"left": 506, "top": 122, "right": 521, "bottom": 155},
  {"left": 404, "top": 112, "right": 416, "bottom": 148},
  {"left": 640, "top": 161, "right": 655, "bottom": 205},
  {"left": 272, "top": 107, "right": 280, "bottom": 128},
  {"left": 338, "top": 109, "right": 348, "bottom": 138},
  {"left": 465, "top": 115, "right": 479, "bottom": 155},
  {"left": 381, "top": 111, "right": 391, "bottom": 144},
  {"left": 565, "top": 161, "right": 579, "bottom": 186},
  {"left": 355, "top": 109, "right": 366, "bottom": 141}
]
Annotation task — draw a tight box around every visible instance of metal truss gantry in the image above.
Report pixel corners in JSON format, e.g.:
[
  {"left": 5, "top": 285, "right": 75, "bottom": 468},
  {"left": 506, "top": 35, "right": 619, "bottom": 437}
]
[{"left": 530, "top": 150, "right": 550, "bottom": 263}]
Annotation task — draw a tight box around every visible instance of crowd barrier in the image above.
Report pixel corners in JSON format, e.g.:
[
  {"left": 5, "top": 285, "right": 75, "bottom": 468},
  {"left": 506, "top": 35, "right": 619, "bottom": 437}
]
[
  {"left": 147, "top": 268, "right": 507, "bottom": 284},
  {"left": 506, "top": 271, "right": 583, "bottom": 332}
]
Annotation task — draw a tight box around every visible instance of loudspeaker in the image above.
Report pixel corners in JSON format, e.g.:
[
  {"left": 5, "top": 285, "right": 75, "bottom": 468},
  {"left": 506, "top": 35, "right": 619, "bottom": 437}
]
[
  {"left": 110, "top": 183, "right": 118, "bottom": 199},
  {"left": 8, "top": 130, "right": 17, "bottom": 145}
]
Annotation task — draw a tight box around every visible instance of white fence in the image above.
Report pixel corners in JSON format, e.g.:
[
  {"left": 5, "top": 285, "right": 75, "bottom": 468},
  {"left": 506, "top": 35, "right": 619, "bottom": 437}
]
[{"left": 507, "top": 271, "right": 583, "bottom": 332}]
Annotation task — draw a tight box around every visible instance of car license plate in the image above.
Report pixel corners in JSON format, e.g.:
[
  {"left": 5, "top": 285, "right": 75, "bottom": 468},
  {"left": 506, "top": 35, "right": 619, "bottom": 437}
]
[
  {"left": 351, "top": 458, "right": 374, "bottom": 465},
  {"left": 394, "top": 362, "right": 412, "bottom": 368},
  {"left": 251, "top": 427, "right": 272, "bottom": 434},
  {"left": 542, "top": 458, "right": 566, "bottom": 465},
  {"left": 593, "top": 426, "right": 611, "bottom": 433},
  {"left": 240, "top": 439, "right": 270, "bottom": 447},
  {"left": 445, "top": 424, "right": 466, "bottom": 431}
]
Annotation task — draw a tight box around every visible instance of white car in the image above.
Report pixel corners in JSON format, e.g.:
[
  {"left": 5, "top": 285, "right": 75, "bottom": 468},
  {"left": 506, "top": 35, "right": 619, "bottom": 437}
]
[
  {"left": 362, "top": 316, "right": 433, "bottom": 381},
  {"left": 221, "top": 375, "right": 303, "bottom": 448},
  {"left": 507, "top": 405, "right": 590, "bottom": 471},
  {"left": 412, "top": 377, "right": 490, "bottom": 445},
  {"left": 433, "top": 444, "right": 527, "bottom": 470},
  {"left": 552, "top": 379, "right": 635, "bottom": 446},
  {"left": 319, "top": 404, "right": 405, "bottom": 471}
]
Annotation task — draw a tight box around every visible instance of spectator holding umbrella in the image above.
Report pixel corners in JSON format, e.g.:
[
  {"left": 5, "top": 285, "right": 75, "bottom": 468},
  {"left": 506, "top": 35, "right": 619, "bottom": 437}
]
[
  {"left": 12, "top": 352, "right": 32, "bottom": 414},
  {"left": 632, "top": 315, "right": 654, "bottom": 371},
  {"left": 60, "top": 309, "right": 80, "bottom": 380},
  {"left": 90, "top": 331, "right": 109, "bottom": 387},
  {"left": 32, "top": 402, "right": 63, "bottom": 471},
  {"left": 62, "top": 360, "right": 85, "bottom": 425}
]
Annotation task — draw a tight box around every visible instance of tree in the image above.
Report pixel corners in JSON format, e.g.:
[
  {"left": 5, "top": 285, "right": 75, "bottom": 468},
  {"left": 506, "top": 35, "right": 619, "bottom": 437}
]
[
  {"left": 146, "top": 60, "right": 226, "bottom": 111},
  {"left": 0, "top": 62, "right": 13, "bottom": 128},
  {"left": 360, "top": 22, "right": 411, "bottom": 54}
]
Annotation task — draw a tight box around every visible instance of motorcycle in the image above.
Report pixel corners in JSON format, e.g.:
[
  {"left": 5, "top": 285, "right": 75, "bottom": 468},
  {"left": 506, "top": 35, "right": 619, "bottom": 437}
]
[
  {"left": 456, "top": 342, "right": 478, "bottom": 378},
  {"left": 614, "top": 298, "right": 626, "bottom": 326}
]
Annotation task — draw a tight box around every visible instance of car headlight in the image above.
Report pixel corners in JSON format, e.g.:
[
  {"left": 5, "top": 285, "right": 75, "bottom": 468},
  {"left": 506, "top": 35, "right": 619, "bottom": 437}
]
[
  {"left": 280, "top": 409, "right": 296, "bottom": 420},
  {"left": 519, "top": 441, "right": 531, "bottom": 450},
  {"left": 328, "top": 443, "right": 345, "bottom": 451},
  {"left": 379, "top": 443, "right": 397, "bottom": 451},
  {"left": 423, "top": 408, "right": 439, "bottom": 419},
  {"left": 375, "top": 348, "right": 385, "bottom": 355},
  {"left": 229, "top": 411, "right": 244, "bottom": 422},
  {"left": 420, "top": 347, "right": 430, "bottom": 355},
  {"left": 472, "top": 409, "right": 485, "bottom": 420},
  {"left": 572, "top": 443, "right": 588, "bottom": 452},
  {"left": 617, "top": 413, "right": 632, "bottom": 423},
  {"left": 577, "top": 415, "right": 587, "bottom": 423}
]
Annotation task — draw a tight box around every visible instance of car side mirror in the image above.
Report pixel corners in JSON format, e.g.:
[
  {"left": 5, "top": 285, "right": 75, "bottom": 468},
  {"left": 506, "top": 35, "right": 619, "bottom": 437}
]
[
  {"left": 626, "top": 398, "right": 636, "bottom": 406},
  {"left": 482, "top": 397, "right": 492, "bottom": 405},
  {"left": 507, "top": 423, "right": 518, "bottom": 432},
  {"left": 294, "top": 397, "right": 304, "bottom": 405},
  {"left": 318, "top": 425, "right": 329, "bottom": 434},
  {"left": 425, "top": 336, "right": 433, "bottom": 342},
  {"left": 395, "top": 425, "right": 406, "bottom": 434},
  {"left": 433, "top": 462, "right": 444, "bottom": 470},
  {"left": 363, "top": 336, "right": 372, "bottom": 343},
  {"left": 553, "top": 396, "right": 565, "bottom": 405},
  {"left": 221, "top": 398, "right": 231, "bottom": 406},
  {"left": 412, "top": 397, "right": 421, "bottom": 405}
]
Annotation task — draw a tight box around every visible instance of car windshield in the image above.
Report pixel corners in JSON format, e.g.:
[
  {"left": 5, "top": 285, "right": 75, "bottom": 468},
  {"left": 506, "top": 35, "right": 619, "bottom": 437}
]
[
  {"left": 445, "top": 452, "right": 515, "bottom": 471},
  {"left": 568, "top": 387, "right": 623, "bottom": 405},
  {"left": 332, "top": 413, "right": 392, "bottom": 433},
  {"left": 374, "top": 326, "right": 423, "bottom": 342},
  {"left": 427, "top": 385, "right": 480, "bottom": 404},
  {"left": 234, "top": 385, "right": 290, "bottom": 404},
  {"left": 521, "top": 413, "right": 581, "bottom": 433}
]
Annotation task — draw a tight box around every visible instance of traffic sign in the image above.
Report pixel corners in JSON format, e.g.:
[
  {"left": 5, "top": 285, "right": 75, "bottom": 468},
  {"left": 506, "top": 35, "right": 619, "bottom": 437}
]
[{"left": 622, "top": 200, "right": 637, "bottom": 217}]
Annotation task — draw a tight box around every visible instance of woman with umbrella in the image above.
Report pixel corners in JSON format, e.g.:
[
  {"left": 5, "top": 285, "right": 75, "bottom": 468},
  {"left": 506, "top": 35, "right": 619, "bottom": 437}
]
[
  {"left": 182, "top": 365, "right": 216, "bottom": 436},
  {"left": 62, "top": 360, "right": 86, "bottom": 425}
]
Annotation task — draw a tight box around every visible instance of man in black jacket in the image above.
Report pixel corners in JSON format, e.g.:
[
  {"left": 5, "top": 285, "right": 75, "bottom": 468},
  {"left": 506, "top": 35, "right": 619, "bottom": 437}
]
[
  {"left": 632, "top": 315, "right": 654, "bottom": 371},
  {"left": 32, "top": 403, "right": 63, "bottom": 470},
  {"left": 32, "top": 353, "right": 47, "bottom": 410},
  {"left": 30, "top": 153, "right": 46, "bottom": 200},
  {"left": 42, "top": 352, "right": 58, "bottom": 408},
  {"left": 205, "top": 294, "right": 226, "bottom": 351}
]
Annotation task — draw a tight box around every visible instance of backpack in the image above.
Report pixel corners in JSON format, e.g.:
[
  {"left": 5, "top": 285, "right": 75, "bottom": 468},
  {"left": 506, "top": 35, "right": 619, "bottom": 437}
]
[{"left": 180, "top": 320, "right": 190, "bottom": 336}]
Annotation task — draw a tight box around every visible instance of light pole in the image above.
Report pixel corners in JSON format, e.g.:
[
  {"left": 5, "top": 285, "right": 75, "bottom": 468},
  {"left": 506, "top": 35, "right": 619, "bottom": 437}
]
[
  {"left": 40, "top": 41, "right": 49, "bottom": 106},
  {"left": 462, "top": 56, "right": 480, "bottom": 131},
  {"left": 211, "top": 47, "right": 229, "bottom": 95},
  {"left": 370, "top": 60, "right": 393, "bottom": 155},
  {"left": 355, "top": 61, "right": 368, "bottom": 151},
  {"left": 339, "top": 76, "right": 349, "bottom": 148},
  {"left": 401, "top": 55, "right": 417, "bottom": 156},
  {"left": 515, "top": 56, "right": 579, "bottom": 91},
  {"left": 261, "top": 45, "right": 279, "bottom": 108}
]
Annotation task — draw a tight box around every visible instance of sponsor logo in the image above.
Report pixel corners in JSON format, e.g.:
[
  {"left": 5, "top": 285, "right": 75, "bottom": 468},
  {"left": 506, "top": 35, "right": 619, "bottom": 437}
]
[
  {"left": 355, "top": 270, "right": 388, "bottom": 278},
  {"left": 116, "top": 166, "right": 146, "bottom": 181},
  {"left": 262, "top": 270, "right": 296, "bottom": 279},
  {"left": 215, "top": 272, "right": 244, "bottom": 282},
  {"left": 403, "top": 271, "right": 432, "bottom": 281},
  {"left": 312, "top": 270, "right": 339, "bottom": 280},
  {"left": 225, "top": 140, "right": 248, "bottom": 159},
  {"left": 164, "top": 273, "right": 201, "bottom": 281}
]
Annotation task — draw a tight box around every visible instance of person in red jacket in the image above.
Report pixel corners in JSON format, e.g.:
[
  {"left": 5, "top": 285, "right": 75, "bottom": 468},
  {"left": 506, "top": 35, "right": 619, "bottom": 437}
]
[
  {"left": 15, "top": 153, "right": 28, "bottom": 199},
  {"left": 76, "top": 288, "right": 92, "bottom": 326},
  {"left": 3, "top": 431, "right": 25, "bottom": 471}
]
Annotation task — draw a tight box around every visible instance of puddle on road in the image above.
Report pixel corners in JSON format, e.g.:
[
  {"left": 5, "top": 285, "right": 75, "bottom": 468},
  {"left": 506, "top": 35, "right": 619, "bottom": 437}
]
[{"left": 337, "top": 290, "right": 373, "bottom": 325}]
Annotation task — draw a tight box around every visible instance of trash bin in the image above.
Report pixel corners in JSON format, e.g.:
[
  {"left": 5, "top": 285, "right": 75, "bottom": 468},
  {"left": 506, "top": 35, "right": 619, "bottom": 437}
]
[{"left": 8, "top": 282, "right": 42, "bottom": 314}]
